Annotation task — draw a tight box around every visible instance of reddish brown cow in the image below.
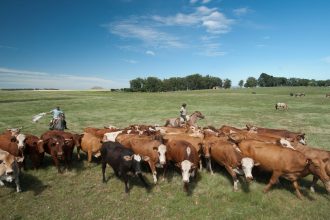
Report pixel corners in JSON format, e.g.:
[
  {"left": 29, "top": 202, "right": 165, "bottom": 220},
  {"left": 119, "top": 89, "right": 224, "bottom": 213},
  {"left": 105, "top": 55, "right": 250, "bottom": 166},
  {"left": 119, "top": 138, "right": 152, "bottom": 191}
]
[
  {"left": 38, "top": 134, "right": 65, "bottom": 173},
  {"left": 292, "top": 143, "right": 330, "bottom": 192},
  {"left": 83, "top": 127, "right": 119, "bottom": 139},
  {"left": 128, "top": 137, "right": 167, "bottom": 184},
  {"left": 165, "top": 140, "right": 199, "bottom": 191},
  {"left": 41, "top": 130, "right": 75, "bottom": 169},
  {"left": 202, "top": 136, "right": 244, "bottom": 191},
  {"left": 24, "top": 134, "right": 44, "bottom": 169},
  {"left": 245, "top": 124, "right": 306, "bottom": 145},
  {"left": 219, "top": 125, "right": 247, "bottom": 135},
  {"left": 237, "top": 139, "right": 330, "bottom": 199},
  {"left": 0, "top": 135, "right": 25, "bottom": 170},
  {"left": 163, "top": 133, "right": 203, "bottom": 170}
]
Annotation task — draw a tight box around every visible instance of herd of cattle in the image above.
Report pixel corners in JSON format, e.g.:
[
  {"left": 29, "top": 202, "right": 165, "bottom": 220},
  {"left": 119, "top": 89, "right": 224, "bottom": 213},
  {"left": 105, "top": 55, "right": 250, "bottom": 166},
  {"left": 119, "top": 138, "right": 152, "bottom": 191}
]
[{"left": 0, "top": 120, "right": 330, "bottom": 199}]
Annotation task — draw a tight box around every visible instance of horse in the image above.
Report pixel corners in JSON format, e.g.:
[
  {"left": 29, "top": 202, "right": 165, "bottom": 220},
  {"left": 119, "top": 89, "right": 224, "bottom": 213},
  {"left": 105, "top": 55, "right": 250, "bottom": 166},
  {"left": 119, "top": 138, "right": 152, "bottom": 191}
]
[
  {"left": 49, "top": 113, "right": 66, "bottom": 131},
  {"left": 275, "top": 102, "right": 288, "bottom": 110},
  {"left": 164, "top": 111, "right": 205, "bottom": 128},
  {"left": 295, "top": 93, "right": 305, "bottom": 97}
]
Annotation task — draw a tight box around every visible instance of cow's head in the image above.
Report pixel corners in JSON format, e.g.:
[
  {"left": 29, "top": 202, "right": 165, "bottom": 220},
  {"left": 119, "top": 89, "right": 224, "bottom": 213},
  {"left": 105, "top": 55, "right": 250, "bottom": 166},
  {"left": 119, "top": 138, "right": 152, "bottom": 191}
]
[
  {"left": 296, "top": 133, "right": 306, "bottom": 145},
  {"left": 15, "top": 133, "right": 26, "bottom": 150},
  {"left": 48, "top": 136, "right": 64, "bottom": 159},
  {"left": 201, "top": 141, "right": 211, "bottom": 158},
  {"left": 0, "top": 153, "right": 15, "bottom": 177},
  {"left": 176, "top": 160, "right": 196, "bottom": 183},
  {"left": 123, "top": 154, "right": 147, "bottom": 175},
  {"left": 7, "top": 127, "right": 22, "bottom": 136},
  {"left": 228, "top": 132, "right": 245, "bottom": 144},
  {"left": 308, "top": 158, "right": 330, "bottom": 192},
  {"left": 241, "top": 157, "right": 256, "bottom": 182},
  {"left": 155, "top": 144, "right": 167, "bottom": 165}
]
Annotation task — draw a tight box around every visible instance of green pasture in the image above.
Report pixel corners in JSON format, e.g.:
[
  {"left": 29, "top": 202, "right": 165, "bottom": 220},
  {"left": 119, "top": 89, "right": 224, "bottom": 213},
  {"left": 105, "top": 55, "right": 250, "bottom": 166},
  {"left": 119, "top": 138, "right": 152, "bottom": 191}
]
[{"left": 0, "top": 87, "right": 329, "bottom": 219}]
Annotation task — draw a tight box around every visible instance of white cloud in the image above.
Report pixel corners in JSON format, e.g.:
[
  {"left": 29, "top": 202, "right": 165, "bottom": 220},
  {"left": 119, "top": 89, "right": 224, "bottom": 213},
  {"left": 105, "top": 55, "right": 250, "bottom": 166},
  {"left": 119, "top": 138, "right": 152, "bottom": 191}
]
[
  {"left": 152, "top": 6, "right": 234, "bottom": 34},
  {"left": 190, "top": 0, "right": 212, "bottom": 4},
  {"left": 233, "top": 7, "right": 250, "bottom": 16},
  {"left": 0, "top": 67, "right": 124, "bottom": 89},
  {"left": 322, "top": 56, "right": 330, "bottom": 64},
  {"left": 104, "top": 21, "right": 184, "bottom": 48},
  {"left": 198, "top": 37, "right": 226, "bottom": 57},
  {"left": 123, "top": 59, "right": 138, "bottom": 64},
  {"left": 146, "top": 50, "right": 155, "bottom": 56}
]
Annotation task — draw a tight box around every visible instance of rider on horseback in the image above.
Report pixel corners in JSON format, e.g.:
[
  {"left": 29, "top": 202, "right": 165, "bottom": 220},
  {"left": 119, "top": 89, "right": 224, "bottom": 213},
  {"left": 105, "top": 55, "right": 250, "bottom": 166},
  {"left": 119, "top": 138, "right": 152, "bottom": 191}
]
[
  {"left": 179, "top": 103, "right": 187, "bottom": 125},
  {"left": 48, "top": 106, "right": 68, "bottom": 129}
]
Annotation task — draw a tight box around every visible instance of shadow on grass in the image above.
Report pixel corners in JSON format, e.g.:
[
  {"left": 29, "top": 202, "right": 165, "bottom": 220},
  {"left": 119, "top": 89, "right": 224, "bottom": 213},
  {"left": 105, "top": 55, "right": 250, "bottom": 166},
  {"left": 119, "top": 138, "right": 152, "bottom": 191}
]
[{"left": 20, "top": 172, "right": 49, "bottom": 196}]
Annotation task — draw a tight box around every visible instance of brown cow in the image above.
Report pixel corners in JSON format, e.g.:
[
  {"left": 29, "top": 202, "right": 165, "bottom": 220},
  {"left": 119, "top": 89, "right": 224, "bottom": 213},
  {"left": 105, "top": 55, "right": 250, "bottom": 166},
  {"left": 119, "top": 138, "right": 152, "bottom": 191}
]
[
  {"left": 162, "top": 133, "right": 204, "bottom": 170},
  {"left": 38, "top": 134, "right": 65, "bottom": 173},
  {"left": 0, "top": 134, "right": 25, "bottom": 169},
  {"left": 245, "top": 124, "right": 306, "bottom": 145},
  {"left": 41, "top": 130, "right": 75, "bottom": 169},
  {"left": 292, "top": 143, "right": 330, "bottom": 192},
  {"left": 219, "top": 125, "right": 247, "bottom": 135},
  {"left": 202, "top": 136, "right": 244, "bottom": 191},
  {"left": 165, "top": 140, "right": 199, "bottom": 191},
  {"left": 83, "top": 127, "right": 119, "bottom": 139},
  {"left": 237, "top": 139, "right": 330, "bottom": 199},
  {"left": 24, "top": 134, "right": 44, "bottom": 169},
  {"left": 128, "top": 137, "right": 167, "bottom": 184},
  {"left": 79, "top": 132, "right": 103, "bottom": 162}
]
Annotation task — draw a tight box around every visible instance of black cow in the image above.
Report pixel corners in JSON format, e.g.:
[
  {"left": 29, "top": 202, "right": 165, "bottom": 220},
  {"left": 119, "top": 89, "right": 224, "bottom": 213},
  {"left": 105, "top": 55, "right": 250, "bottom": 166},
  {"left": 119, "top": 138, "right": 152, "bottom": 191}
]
[{"left": 100, "top": 141, "right": 149, "bottom": 193}]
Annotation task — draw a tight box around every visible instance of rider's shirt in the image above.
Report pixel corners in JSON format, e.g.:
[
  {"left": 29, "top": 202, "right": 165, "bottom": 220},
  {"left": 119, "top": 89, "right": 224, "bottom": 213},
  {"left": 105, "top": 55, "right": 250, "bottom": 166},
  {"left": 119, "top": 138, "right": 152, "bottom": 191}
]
[
  {"left": 180, "top": 107, "right": 187, "bottom": 116},
  {"left": 51, "top": 109, "right": 63, "bottom": 119}
]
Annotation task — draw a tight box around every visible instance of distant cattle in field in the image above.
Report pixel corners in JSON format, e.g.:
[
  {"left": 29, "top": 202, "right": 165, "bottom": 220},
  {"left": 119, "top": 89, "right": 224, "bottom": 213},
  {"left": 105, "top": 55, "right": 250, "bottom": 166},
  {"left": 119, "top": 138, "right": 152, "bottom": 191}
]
[
  {"left": 295, "top": 93, "right": 305, "bottom": 97},
  {"left": 275, "top": 102, "right": 288, "bottom": 110},
  {"left": 326, "top": 93, "right": 330, "bottom": 98}
]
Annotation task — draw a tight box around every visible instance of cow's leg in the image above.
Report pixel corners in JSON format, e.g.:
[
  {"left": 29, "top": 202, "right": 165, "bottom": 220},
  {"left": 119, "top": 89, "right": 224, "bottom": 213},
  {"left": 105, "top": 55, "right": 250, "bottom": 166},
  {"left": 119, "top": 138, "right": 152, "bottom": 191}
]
[
  {"left": 15, "top": 177, "right": 21, "bottom": 192},
  {"left": 148, "top": 162, "right": 157, "bottom": 184},
  {"left": 162, "top": 163, "right": 167, "bottom": 181},
  {"left": 199, "top": 155, "right": 202, "bottom": 171},
  {"left": 225, "top": 165, "right": 239, "bottom": 191},
  {"left": 164, "top": 120, "right": 169, "bottom": 127},
  {"left": 263, "top": 171, "right": 280, "bottom": 193},
  {"left": 51, "top": 153, "right": 62, "bottom": 173},
  {"left": 310, "top": 175, "right": 318, "bottom": 193},
  {"left": 207, "top": 158, "right": 214, "bottom": 175},
  {"left": 87, "top": 149, "right": 92, "bottom": 163},
  {"left": 102, "top": 162, "right": 107, "bottom": 183},
  {"left": 0, "top": 180, "right": 4, "bottom": 186},
  {"left": 122, "top": 173, "right": 130, "bottom": 193},
  {"left": 77, "top": 147, "right": 81, "bottom": 160},
  {"left": 293, "top": 180, "right": 303, "bottom": 199},
  {"left": 138, "top": 173, "right": 149, "bottom": 188}
]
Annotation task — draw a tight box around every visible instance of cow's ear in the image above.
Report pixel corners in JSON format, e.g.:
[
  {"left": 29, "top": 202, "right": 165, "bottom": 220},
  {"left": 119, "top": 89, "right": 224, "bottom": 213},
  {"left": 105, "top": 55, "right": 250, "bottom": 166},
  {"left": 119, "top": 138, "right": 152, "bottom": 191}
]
[
  {"left": 123, "top": 155, "right": 132, "bottom": 161},
  {"left": 322, "top": 158, "right": 329, "bottom": 163},
  {"left": 254, "top": 162, "right": 260, "bottom": 166},
  {"left": 191, "top": 164, "right": 197, "bottom": 170},
  {"left": 152, "top": 146, "right": 158, "bottom": 151},
  {"left": 16, "top": 156, "right": 24, "bottom": 163},
  {"left": 143, "top": 156, "right": 150, "bottom": 161}
]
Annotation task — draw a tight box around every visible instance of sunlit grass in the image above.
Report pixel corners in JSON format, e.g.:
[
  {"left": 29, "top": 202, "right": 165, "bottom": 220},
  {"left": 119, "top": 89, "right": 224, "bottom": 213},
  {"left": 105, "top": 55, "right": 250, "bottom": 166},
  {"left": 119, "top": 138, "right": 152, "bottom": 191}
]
[{"left": 0, "top": 87, "right": 329, "bottom": 219}]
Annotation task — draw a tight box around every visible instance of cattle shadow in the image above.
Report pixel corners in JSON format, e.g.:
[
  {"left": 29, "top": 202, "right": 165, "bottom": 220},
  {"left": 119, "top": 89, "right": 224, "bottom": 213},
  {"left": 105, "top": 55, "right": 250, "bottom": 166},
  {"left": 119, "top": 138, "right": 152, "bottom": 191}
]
[{"left": 20, "top": 172, "right": 49, "bottom": 196}]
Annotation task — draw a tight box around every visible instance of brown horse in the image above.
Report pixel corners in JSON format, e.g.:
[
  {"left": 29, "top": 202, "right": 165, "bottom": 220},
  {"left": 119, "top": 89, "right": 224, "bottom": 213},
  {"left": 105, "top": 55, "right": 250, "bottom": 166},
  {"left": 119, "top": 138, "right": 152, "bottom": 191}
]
[{"left": 164, "top": 111, "right": 205, "bottom": 128}]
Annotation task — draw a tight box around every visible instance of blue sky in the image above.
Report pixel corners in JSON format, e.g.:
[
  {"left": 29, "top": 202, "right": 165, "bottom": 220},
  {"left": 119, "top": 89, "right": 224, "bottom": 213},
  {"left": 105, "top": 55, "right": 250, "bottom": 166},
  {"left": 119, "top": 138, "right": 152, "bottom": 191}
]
[{"left": 0, "top": 0, "right": 329, "bottom": 89}]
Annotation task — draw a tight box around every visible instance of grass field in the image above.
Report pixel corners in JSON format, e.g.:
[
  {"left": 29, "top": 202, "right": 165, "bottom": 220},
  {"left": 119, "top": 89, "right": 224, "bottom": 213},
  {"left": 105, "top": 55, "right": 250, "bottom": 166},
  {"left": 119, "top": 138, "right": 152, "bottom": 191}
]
[{"left": 0, "top": 87, "right": 329, "bottom": 220}]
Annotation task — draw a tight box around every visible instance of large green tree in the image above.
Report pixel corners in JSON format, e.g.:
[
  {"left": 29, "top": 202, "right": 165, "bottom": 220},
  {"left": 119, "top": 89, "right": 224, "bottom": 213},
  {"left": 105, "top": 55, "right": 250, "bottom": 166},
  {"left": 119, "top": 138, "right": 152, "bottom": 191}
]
[{"left": 244, "top": 77, "right": 258, "bottom": 87}]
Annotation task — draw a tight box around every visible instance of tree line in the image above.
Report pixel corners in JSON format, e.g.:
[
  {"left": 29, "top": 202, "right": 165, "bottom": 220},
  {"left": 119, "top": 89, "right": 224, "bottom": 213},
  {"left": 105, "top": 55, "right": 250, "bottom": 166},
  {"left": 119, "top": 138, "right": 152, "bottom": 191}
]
[
  {"left": 129, "top": 74, "right": 231, "bottom": 92},
  {"left": 128, "top": 73, "right": 330, "bottom": 92},
  {"left": 241, "top": 73, "right": 330, "bottom": 88}
]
